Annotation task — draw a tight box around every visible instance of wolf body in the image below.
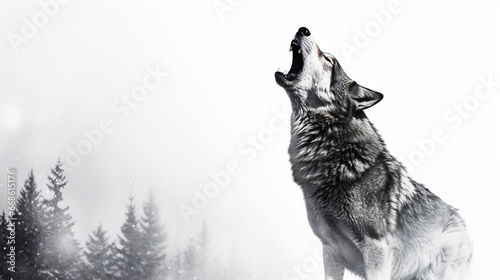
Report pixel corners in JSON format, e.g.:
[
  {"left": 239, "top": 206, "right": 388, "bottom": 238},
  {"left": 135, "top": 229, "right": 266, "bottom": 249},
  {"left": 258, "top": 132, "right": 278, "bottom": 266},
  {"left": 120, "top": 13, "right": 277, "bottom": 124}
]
[{"left": 275, "top": 27, "right": 472, "bottom": 280}]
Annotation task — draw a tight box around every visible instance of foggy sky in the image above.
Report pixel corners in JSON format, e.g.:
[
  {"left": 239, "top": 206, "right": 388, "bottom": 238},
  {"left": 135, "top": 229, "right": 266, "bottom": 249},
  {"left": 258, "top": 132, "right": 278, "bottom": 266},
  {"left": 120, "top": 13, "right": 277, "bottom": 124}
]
[{"left": 1, "top": 0, "right": 499, "bottom": 279}]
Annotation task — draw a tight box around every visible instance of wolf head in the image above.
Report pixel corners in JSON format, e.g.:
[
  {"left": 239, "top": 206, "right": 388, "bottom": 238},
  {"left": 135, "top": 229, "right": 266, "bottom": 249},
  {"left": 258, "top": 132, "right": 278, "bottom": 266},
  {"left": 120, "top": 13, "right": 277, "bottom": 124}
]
[{"left": 275, "top": 27, "right": 383, "bottom": 120}]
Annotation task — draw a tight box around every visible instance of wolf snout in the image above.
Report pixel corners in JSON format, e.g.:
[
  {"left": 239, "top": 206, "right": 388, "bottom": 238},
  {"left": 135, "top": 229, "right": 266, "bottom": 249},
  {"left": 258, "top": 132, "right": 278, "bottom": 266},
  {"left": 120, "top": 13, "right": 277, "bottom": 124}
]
[{"left": 297, "top": 27, "right": 311, "bottom": 37}]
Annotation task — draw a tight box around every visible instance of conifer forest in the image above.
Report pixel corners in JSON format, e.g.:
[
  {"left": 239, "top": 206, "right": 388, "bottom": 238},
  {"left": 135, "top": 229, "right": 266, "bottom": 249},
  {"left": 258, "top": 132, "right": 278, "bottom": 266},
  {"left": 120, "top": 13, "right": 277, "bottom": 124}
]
[{"left": 0, "top": 161, "right": 248, "bottom": 280}]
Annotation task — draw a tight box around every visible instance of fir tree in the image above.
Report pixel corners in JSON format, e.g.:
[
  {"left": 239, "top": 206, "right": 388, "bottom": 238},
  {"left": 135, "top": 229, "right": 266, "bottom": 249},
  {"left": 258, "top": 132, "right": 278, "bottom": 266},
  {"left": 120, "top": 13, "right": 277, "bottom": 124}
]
[
  {"left": 82, "top": 224, "right": 115, "bottom": 280},
  {"left": 0, "top": 212, "right": 9, "bottom": 279},
  {"left": 15, "top": 169, "right": 45, "bottom": 279},
  {"left": 167, "top": 251, "right": 185, "bottom": 280},
  {"left": 40, "top": 160, "right": 82, "bottom": 279},
  {"left": 108, "top": 242, "right": 122, "bottom": 279},
  {"left": 116, "top": 196, "right": 144, "bottom": 280},
  {"left": 183, "top": 222, "right": 211, "bottom": 280},
  {"left": 183, "top": 235, "right": 199, "bottom": 280},
  {"left": 140, "top": 190, "right": 167, "bottom": 280},
  {"left": 196, "top": 222, "right": 210, "bottom": 271}
]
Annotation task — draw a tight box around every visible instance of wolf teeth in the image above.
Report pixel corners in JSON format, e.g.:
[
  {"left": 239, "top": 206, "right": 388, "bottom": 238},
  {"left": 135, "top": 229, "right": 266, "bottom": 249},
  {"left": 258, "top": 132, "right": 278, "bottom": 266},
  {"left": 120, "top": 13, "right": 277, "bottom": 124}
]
[
  {"left": 289, "top": 46, "right": 293, "bottom": 52},
  {"left": 298, "top": 49, "right": 301, "bottom": 54}
]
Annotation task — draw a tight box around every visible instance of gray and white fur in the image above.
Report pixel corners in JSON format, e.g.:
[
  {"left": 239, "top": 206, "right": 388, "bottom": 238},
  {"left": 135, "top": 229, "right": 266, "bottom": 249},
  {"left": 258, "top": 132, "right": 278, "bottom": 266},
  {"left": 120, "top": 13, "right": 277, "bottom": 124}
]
[{"left": 275, "top": 27, "right": 472, "bottom": 280}]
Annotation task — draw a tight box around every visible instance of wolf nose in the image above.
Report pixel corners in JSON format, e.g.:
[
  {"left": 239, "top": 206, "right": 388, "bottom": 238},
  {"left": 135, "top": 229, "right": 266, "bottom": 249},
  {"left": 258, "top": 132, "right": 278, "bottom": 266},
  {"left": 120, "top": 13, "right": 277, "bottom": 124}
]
[{"left": 298, "top": 27, "right": 311, "bottom": 36}]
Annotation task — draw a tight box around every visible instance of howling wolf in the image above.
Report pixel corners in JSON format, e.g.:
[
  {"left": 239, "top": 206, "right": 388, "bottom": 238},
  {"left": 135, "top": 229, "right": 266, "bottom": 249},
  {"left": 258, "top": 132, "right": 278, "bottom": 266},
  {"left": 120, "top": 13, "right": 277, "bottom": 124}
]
[{"left": 275, "top": 27, "right": 472, "bottom": 280}]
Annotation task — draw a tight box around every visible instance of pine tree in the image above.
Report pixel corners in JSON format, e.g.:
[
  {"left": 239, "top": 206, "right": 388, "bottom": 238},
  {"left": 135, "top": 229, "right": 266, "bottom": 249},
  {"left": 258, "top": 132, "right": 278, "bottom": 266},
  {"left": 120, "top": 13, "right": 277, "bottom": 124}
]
[
  {"left": 108, "top": 242, "right": 122, "bottom": 279},
  {"left": 82, "top": 224, "right": 115, "bottom": 280},
  {"left": 196, "top": 222, "right": 210, "bottom": 272},
  {"left": 183, "top": 235, "right": 199, "bottom": 280},
  {"left": 116, "top": 196, "right": 144, "bottom": 280},
  {"left": 167, "top": 251, "right": 185, "bottom": 280},
  {"left": 40, "top": 160, "right": 82, "bottom": 279},
  {"left": 15, "top": 169, "right": 45, "bottom": 279},
  {"left": 140, "top": 190, "right": 167, "bottom": 280},
  {"left": 183, "top": 222, "right": 211, "bottom": 280},
  {"left": 0, "top": 212, "right": 10, "bottom": 279}
]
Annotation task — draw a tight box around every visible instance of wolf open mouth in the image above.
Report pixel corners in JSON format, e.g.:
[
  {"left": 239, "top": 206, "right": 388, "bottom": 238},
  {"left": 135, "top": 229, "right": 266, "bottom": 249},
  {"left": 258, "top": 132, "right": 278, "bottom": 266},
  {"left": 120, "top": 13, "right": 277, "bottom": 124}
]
[{"left": 286, "top": 39, "right": 303, "bottom": 81}]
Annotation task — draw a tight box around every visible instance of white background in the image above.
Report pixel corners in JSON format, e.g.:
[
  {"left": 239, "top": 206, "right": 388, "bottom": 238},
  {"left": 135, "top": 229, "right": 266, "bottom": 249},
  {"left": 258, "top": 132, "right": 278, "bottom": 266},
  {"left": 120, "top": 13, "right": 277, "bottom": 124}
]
[{"left": 1, "top": 0, "right": 499, "bottom": 279}]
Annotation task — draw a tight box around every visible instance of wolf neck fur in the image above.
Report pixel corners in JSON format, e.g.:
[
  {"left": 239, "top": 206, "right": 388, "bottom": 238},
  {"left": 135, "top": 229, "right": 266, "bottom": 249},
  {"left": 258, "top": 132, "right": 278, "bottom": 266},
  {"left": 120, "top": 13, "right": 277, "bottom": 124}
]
[{"left": 289, "top": 110, "right": 385, "bottom": 194}]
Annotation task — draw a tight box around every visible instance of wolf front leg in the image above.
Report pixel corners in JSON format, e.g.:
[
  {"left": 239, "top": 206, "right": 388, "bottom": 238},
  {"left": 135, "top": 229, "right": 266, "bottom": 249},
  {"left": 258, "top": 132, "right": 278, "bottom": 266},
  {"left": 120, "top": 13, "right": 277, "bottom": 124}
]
[
  {"left": 362, "top": 237, "right": 392, "bottom": 280},
  {"left": 323, "top": 245, "right": 345, "bottom": 280}
]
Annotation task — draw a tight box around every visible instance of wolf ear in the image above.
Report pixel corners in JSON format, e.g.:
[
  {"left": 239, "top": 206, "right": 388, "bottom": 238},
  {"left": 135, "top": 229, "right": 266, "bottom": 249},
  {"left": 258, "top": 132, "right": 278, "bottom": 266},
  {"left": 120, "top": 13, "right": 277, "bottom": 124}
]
[{"left": 347, "top": 82, "right": 383, "bottom": 110}]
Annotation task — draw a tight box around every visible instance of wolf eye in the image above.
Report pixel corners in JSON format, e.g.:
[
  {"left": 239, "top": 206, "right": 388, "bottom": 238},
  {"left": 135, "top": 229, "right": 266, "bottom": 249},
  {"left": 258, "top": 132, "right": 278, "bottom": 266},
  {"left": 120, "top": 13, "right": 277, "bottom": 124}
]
[{"left": 324, "top": 56, "right": 333, "bottom": 64}]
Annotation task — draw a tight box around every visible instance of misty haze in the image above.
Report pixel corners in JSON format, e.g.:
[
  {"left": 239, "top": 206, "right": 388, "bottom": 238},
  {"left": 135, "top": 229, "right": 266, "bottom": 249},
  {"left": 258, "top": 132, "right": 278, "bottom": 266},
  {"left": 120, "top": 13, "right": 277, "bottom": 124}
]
[{"left": 1, "top": 0, "right": 499, "bottom": 279}]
